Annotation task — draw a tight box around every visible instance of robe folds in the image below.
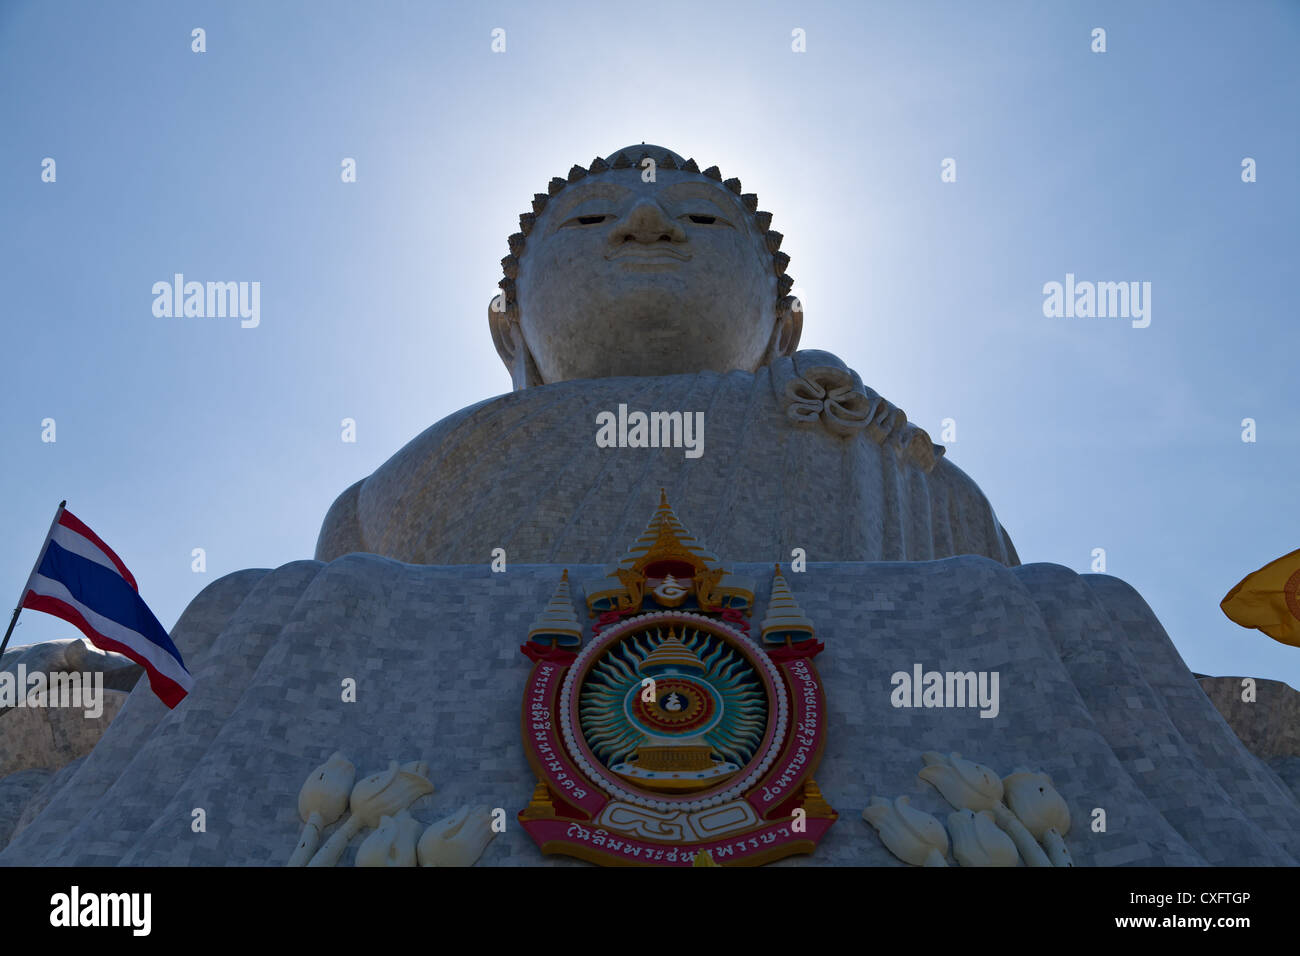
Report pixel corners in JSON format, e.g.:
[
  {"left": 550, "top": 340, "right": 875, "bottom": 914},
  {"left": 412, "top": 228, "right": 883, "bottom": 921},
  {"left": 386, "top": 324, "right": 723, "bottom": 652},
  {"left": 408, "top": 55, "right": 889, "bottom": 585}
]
[{"left": 315, "top": 350, "right": 1020, "bottom": 568}]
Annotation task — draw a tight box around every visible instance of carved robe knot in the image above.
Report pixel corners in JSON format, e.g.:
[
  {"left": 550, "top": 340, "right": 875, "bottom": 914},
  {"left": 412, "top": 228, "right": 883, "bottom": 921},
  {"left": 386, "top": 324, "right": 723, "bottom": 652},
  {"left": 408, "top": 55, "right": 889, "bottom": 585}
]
[
  {"left": 784, "top": 366, "right": 879, "bottom": 437},
  {"left": 782, "top": 360, "right": 944, "bottom": 473}
]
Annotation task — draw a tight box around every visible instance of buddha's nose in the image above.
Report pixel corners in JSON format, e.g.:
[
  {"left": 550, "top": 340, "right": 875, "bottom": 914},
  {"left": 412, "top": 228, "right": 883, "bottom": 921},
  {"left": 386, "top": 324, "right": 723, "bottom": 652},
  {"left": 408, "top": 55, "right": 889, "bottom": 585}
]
[{"left": 610, "top": 199, "right": 686, "bottom": 244}]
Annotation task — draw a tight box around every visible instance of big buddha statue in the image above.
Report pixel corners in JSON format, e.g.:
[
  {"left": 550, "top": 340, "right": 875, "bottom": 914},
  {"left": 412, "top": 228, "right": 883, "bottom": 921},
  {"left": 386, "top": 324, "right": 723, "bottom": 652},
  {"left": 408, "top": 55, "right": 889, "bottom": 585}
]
[
  {"left": 315, "top": 145, "right": 1019, "bottom": 568},
  {"left": 5, "top": 144, "right": 1298, "bottom": 871}
]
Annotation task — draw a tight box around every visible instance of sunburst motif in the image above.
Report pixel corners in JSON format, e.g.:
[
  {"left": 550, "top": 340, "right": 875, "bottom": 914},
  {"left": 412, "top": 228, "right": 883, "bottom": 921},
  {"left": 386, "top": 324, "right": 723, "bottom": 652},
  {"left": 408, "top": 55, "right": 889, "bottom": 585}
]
[{"left": 579, "top": 624, "right": 767, "bottom": 769}]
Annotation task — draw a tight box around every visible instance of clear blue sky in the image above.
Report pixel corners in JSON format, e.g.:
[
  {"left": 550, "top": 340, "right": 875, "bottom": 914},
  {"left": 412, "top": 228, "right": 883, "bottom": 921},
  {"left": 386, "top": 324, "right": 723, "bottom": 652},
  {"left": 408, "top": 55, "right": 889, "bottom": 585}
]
[{"left": 1, "top": 0, "right": 1297, "bottom": 689}]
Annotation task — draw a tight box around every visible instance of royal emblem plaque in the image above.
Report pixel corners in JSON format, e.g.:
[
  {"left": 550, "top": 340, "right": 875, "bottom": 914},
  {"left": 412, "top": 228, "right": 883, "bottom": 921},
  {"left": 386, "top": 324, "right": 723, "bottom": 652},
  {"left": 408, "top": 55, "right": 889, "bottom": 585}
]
[{"left": 518, "top": 493, "right": 835, "bottom": 866}]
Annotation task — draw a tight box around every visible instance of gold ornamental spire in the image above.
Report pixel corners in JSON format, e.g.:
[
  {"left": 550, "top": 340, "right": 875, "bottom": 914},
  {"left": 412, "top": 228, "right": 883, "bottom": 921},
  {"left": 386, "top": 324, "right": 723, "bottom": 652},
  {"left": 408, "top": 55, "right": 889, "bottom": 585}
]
[
  {"left": 618, "top": 489, "right": 718, "bottom": 572},
  {"left": 528, "top": 569, "right": 584, "bottom": 647},
  {"left": 760, "top": 564, "right": 815, "bottom": 646}
]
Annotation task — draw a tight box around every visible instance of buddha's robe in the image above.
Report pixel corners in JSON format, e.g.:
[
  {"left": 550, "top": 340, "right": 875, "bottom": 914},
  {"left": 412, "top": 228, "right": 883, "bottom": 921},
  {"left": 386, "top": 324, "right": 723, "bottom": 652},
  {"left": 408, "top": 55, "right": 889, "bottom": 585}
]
[{"left": 315, "top": 350, "right": 1019, "bottom": 567}]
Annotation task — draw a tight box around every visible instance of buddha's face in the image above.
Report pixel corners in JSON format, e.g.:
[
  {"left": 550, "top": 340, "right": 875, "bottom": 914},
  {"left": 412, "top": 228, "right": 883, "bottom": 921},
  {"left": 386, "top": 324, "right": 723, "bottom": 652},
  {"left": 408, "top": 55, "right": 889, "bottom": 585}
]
[{"left": 509, "top": 167, "right": 783, "bottom": 384}]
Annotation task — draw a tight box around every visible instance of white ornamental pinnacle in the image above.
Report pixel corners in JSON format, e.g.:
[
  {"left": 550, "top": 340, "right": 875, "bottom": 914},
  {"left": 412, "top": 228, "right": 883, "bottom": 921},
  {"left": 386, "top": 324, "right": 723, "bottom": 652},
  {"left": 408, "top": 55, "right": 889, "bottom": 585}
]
[
  {"left": 528, "top": 569, "right": 584, "bottom": 647},
  {"left": 760, "top": 563, "right": 815, "bottom": 646}
]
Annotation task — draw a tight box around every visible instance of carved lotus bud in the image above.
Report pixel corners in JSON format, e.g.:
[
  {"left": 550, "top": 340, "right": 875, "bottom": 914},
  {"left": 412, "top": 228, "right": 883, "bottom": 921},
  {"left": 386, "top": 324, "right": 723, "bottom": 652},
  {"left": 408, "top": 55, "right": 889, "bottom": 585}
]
[
  {"left": 991, "top": 801, "right": 1050, "bottom": 867},
  {"left": 947, "top": 808, "right": 1018, "bottom": 867},
  {"left": 298, "top": 751, "right": 355, "bottom": 825},
  {"left": 741, "top": 193, "right": 758, "bottom": 212},
  {"left": 350, "top": 760, "right": 435, "bottom": 828},
  {"left": 862, "top": 795, "right": 949, "bottom": 866},
  {"left": 754, "top": 211, "right": 773, "bottom": 232},
  {"left": 702, "top": 165, "right": 722, "bottom": 181},
  {"left": 355, "top": 809, "right": 422, "bottom": 867},
  {"left": 612, "top": 152, "right": 632, "bottom": 169},
  {"left": 723, "top": 177, "right": 742, "bottom": 194},
  {"left": 417, "top": 805, "right": 497, "bottom": 867},
  {"left": 681, "top": 157, "right": 700, "bottom": 173},
  {"left": 548, "top": 176, "right": 566, "bottom": 195},
  {"left": 531, "top": 193, "right": 548, "bottom": 214},
  {"left": 1002, "top": 769, "right": 1070, "bottom": 839},
  {"left": 588, "top": 156, "right": 610, "bottom": 174},
  {"left": 303, "top": 759, "right": 433, "bottom": 867},
  {"left": 401, "top": 759, "right": 430, "bottom": 778},
  {"left": 287, "top": 751, "right": 356, "bottom": 866},
  {"left": 918, "top": 751, "right": 1004, "bottom": 811}
]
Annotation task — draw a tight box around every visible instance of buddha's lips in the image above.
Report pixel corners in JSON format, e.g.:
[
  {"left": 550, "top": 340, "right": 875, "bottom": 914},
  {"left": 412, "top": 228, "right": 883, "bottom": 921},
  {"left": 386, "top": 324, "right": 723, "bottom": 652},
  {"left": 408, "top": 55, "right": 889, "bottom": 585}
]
[{"left": 606, "top": 245, "right": 691, "bottom": 262}]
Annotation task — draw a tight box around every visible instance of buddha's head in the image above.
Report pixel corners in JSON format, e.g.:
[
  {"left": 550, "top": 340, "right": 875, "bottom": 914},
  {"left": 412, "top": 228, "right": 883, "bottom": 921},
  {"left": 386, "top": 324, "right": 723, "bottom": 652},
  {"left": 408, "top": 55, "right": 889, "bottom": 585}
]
[{"left": 489, "top": 145, "right": 802, "bottom": 389}]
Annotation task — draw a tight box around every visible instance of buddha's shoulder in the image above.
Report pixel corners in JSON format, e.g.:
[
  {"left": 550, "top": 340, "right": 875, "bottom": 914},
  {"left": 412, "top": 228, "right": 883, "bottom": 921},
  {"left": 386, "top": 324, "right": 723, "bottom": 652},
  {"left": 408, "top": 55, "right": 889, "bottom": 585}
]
[
  {"left": 324, "top": 348, "right": 970, "bottom": 501},
  {"left": 315, "top": 351, "right": 993, "bottom": 557}
]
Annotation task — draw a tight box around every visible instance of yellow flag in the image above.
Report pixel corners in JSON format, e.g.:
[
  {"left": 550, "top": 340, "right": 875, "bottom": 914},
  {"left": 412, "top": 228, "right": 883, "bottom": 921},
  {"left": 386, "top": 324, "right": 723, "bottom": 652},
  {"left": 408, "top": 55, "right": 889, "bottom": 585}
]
[{"left": 1220, "top": 548, "right": 1300, "bottom": 647}]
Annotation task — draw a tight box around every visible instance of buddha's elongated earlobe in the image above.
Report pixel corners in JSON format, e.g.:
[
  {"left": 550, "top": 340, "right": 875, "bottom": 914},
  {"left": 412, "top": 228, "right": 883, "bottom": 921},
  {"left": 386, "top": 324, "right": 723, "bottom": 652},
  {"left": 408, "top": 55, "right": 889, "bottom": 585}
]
[
  {"left": 765, "top": 294, "right": 804, "bottom": 363},
  {"left": 488, "top": 296, "right": 543, "bottom": 390}
]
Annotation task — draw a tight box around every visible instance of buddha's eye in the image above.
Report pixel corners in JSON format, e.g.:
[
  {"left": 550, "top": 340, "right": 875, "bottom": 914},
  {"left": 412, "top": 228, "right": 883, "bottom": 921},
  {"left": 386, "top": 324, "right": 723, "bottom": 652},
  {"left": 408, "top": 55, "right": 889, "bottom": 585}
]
[
  {"left": 563, "top": 214, "right": 611, "bottom": 227},
  {"left": 680, "top": 213, "right": 732, "bottom": 227}
]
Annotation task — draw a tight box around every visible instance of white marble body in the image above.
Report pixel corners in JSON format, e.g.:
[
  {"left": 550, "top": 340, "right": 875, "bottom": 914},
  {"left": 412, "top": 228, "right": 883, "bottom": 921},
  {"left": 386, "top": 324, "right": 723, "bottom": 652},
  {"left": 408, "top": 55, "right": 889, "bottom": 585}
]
[{"left": 315, "top": 350, "right": 1019, "bottom": 568}]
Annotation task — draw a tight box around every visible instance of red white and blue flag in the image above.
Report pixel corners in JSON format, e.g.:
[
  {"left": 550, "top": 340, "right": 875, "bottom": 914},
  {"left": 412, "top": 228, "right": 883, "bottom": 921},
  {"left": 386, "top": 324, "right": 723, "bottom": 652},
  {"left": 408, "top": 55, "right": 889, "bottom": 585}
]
[{"left": 18, "top": 505, "right": 192, "bottom": 708}]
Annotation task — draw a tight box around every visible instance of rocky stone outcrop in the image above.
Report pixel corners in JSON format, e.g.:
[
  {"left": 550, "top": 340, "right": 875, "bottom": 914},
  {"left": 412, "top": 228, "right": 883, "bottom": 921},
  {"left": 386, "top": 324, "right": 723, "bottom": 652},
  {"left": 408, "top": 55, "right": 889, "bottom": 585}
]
[
  {"left": 0, "top": 638, "right": 141, "bottom": 844},
  {"left": 1199, "top": 676, "right": 1300, "bottom": 801}
]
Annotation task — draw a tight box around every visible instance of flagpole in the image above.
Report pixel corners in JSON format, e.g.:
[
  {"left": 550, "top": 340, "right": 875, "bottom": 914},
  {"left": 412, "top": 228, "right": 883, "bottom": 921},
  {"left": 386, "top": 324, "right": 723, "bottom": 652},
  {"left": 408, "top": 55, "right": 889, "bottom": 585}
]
[{"left": 0, "top": 500, "right": 67, "bottom": 660}]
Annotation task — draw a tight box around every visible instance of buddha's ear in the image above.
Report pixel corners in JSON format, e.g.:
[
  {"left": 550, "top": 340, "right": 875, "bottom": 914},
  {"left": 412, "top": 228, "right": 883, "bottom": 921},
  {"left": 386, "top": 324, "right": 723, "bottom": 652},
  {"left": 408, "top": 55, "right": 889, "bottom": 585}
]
[
  {"left": 488, "top": 295, "right": 543, "bottom": 390},
  {"left": 765, "top": 294, "right": 803, "bottom": 361}
]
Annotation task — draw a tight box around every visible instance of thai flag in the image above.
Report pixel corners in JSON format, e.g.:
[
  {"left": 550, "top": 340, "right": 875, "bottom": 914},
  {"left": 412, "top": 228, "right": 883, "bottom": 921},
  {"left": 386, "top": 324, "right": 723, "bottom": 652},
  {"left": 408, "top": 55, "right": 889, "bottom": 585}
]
[{"left": 19, "top": 506, "right": 192, "bottom": 708}]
